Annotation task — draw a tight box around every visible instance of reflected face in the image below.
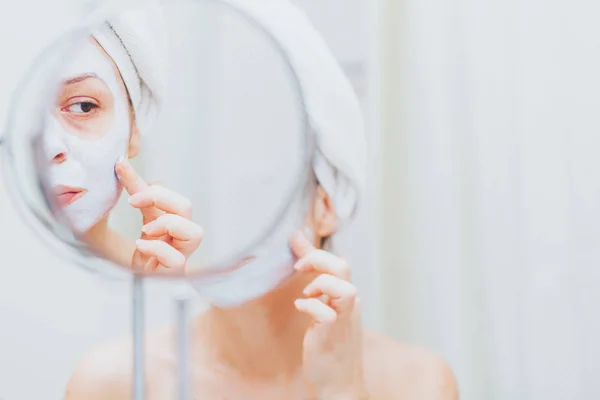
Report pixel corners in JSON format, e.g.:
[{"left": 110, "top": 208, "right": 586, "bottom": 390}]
[{"left": 43, "top": 38, "right": 132, "bottom": 233}]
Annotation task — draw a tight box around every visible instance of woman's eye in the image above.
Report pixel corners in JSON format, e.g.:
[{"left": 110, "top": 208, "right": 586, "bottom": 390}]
[{"left": 67, "top": 102, "right": 98, "bottom": 114}]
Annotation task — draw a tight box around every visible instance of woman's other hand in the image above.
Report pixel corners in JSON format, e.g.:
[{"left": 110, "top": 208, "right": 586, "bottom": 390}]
[
  {"left": 115, "top": 158, "right": 203, "bottom": 274},
  {"left": 290, "top": 230, "right": 368, "bottom": 400}
]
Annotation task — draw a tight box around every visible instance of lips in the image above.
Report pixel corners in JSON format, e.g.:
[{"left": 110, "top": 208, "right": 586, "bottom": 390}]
[{"left": 53, "top": 185, "right": 87, "bottom": 207}]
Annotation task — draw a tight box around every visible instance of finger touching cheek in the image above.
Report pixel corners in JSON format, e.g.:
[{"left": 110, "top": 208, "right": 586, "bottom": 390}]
[{"left": 115, "top": 158, "right": 148, "bottom": 195}]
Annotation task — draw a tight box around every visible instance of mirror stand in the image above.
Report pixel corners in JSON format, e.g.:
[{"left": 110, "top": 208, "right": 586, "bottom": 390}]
[
  {"left": 132, "top": 275, "right": 146, "bottom": 400},
  {"left": 131, "top": 276, "right": 192, "bottom": 400},
  {"left": 174, "top": 286, "right": 191, "bottom": 400}
]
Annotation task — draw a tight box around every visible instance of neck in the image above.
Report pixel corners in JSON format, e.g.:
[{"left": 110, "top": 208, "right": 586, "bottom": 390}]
[
  {"left": 194, "top": 271, "right": 318, "bottom": 380},
  {"left": 80, "top": 218, "right": 135, "bottom": 266}
]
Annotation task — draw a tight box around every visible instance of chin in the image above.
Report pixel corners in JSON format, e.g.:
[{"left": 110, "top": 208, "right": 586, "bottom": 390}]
[{"left": 64, "top": 198, "right": 118, "bottom": 235}]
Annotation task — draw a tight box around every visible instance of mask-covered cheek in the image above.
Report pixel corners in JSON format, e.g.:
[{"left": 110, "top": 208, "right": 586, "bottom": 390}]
[{"left": 61, "top": 118, "right": 130, "bottom": 233}]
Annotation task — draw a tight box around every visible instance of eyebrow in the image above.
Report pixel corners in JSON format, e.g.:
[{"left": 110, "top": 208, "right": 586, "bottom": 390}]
[{"left": 63, "top": 72, "right": 101, "bottom": 85}]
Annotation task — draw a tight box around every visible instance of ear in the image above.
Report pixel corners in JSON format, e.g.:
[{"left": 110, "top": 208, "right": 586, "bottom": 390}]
[
  {"left": 127, "top": 125, "right": 140, "bottom": 159},
  {"left": 311, "top": 185, "right": 338, "bottom": 239}
]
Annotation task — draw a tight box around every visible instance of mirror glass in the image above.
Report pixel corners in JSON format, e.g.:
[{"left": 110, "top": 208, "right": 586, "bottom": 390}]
[{"left": 2, "top": 0, "right": 312, "bottom": 278}]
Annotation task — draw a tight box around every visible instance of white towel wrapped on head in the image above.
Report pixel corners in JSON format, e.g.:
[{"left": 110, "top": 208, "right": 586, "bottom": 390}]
[
  {"left": 227, "top": 0, "right": 368, "bottom": 227},
  {"left": 90, "top": 1, "right": 168, "bottom": 137}
]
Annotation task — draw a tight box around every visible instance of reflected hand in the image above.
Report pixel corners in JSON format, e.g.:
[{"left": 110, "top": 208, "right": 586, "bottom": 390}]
[
  {"left": 115, "top": 158, "right": 203, "bottom": 274},
  {"left": 290, "top": 231, "right": 368, "bottom": 400}
]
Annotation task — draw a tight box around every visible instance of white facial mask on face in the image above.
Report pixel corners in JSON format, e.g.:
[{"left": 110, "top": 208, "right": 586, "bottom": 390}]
[{"left": 43, "top": 40, "right": 131, "bottom": 233}]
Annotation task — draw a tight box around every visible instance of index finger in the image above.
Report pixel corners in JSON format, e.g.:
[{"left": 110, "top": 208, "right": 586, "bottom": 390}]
[
  {"left": 115, "top": 157, "right": 148, "bottom": 195},
  {"left": 290, "top": 230, "right": 351, "bottom": 280},
  {"left": 294, "top": 249, "right": 352, "bottom": 281}
]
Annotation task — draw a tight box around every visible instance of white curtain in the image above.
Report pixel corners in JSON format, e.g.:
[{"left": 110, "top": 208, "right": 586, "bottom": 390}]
[{"left": 377, "top": 0, "right": 600, "bottom": 398}]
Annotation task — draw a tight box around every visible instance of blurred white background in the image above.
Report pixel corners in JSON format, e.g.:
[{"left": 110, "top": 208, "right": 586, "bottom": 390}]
[
  {"left": 377, "top": 1, "right": 600, "bottom": 398},
  {"left": 2, "top": 0, "right": 600, "bottom": 399}
]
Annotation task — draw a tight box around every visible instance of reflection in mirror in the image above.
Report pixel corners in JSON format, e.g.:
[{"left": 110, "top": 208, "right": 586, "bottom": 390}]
[{"left": 24, "top": 0, "right": 312, "bottom": 280}]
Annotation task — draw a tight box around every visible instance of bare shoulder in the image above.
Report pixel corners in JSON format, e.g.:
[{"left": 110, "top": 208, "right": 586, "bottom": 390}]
[
  {"left": 64, "top": 336, "right": 133, "bottom": 399},
  {"left": 362, "top": 330, "right": 459, "bottom": 399},
  {"left": 64, "top": 327, "right": 172, "bottom": 400}
]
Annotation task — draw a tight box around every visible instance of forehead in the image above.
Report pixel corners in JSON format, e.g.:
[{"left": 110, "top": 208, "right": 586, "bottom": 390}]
[{"left": 57, "top": 38, "right": 120, "bottom": 86}]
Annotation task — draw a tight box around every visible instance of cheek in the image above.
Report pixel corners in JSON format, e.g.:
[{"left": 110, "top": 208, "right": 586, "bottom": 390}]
[
  {"left": 56, "top": 102, "right": 131, "bottom": 166},
  {"left": 66, "top": 130, "right": 128, "bottom": 182},
  {"left": 65, "top": 115, "right": 112, "bottom": 138}
]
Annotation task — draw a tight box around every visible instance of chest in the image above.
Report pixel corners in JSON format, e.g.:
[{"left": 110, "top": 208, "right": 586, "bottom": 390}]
[{"left": 146, "top": 371, "right": 313, "bottom": 400}]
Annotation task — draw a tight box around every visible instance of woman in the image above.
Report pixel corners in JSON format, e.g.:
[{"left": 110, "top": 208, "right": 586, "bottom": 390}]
[
  {"left": 65, "top": 186, "right": 458, "bottom": 399},
  {"left": 42, "top": 10, "right": 201, "bottom": 274},
  {"left": 64, "top": 1, "right": 459, "bottom": 399}
]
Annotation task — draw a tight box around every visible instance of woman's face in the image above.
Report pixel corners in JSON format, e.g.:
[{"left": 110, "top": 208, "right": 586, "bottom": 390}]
[{"left": 42, "top": 38, "right": 135, "bottom": 234}]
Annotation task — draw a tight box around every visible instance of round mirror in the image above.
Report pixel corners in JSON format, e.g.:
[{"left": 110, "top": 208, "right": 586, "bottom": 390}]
[{"left": 1, "top": 0, "right": 313, "bottom": 281}]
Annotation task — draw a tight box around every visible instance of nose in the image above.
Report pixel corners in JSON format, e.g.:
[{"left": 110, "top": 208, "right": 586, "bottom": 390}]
[
  {"left": 52, "top": 150, "right": 67, "bottom": 164},
  {"left": 44, "top": 116, "right": 69, "bottom": 164}
]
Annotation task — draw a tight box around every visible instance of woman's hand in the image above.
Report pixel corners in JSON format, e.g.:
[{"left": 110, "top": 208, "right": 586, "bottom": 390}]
[
  {"left": 290, "top": 231, "right": 368, "bottom": 400},
  {"left": 115, "top": 158, "right": 203, "bottom": 274}
]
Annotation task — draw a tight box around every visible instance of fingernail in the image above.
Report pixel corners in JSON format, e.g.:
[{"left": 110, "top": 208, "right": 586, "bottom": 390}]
[
  {"left": 141, "top": 225, "right": 150, "bottom": 234},
  {"left": 294, "top": 260, "right": 308, "bottom": 271},
  {"left": 128, "top": 193, "right": 140, "bottom": 205}
]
